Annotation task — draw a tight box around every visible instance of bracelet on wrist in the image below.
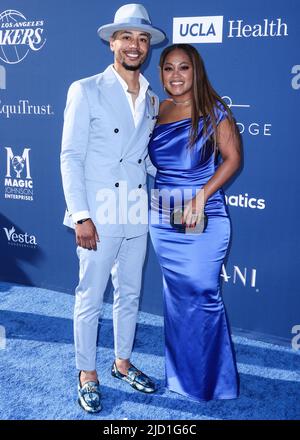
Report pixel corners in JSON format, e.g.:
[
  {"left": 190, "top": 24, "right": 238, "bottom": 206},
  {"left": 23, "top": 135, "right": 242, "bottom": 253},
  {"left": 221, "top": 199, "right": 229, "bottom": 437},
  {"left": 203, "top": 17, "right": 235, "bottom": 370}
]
[{"left": 75, "top": 218, "right": 90, "bottom": 225}]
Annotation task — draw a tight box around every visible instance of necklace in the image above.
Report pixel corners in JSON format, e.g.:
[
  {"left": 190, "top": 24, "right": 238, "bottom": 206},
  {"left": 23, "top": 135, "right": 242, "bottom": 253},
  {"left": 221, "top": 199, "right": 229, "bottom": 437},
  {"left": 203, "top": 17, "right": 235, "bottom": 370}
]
[
  {"left": 127, "top": 87, "right": 140, "bottom": 95},
  {"left": 172, "top": 98, "right": 192, "bottom": 105}
]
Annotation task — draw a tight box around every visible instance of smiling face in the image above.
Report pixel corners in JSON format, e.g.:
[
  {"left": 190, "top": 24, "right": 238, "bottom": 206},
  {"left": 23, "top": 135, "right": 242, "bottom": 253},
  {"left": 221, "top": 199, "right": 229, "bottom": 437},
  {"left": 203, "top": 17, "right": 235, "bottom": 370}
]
[
  {"left": 162, "top": 48, "right": 194, "bottom": 101},
  {"left": 110, "top": 30, "right": 150, "bottom": 71}
]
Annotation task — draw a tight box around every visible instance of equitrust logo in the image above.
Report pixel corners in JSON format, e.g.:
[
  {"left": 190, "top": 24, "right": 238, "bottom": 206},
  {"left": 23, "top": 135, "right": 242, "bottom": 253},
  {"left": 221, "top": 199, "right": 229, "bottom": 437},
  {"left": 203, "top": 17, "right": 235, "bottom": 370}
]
[
  {"left": 0, "top": 99, "right": 54, "bottom": 118},
  {"left": 173, "top": 16, "right": 288, "bottom": 43},
  {"left": 4, "top": 146, "right": 33, "bottom": 201},
  {"left": 0, "top": 9, "right": 46, "bottom": 64}
]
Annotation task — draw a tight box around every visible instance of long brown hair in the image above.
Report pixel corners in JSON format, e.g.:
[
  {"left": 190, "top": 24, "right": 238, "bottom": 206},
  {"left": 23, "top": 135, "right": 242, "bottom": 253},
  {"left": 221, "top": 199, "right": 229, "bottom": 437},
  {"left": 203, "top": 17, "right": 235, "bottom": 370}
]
[{"left": 159, "top": 44, "right": 235, "bottom": 149}]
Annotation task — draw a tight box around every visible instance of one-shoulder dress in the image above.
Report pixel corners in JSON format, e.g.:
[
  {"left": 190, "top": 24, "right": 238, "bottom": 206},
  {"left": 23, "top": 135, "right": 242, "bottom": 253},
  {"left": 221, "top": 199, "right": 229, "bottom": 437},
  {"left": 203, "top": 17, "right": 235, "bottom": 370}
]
[{"left": 148, "top": 108, "right": 239, "bottom": 401}]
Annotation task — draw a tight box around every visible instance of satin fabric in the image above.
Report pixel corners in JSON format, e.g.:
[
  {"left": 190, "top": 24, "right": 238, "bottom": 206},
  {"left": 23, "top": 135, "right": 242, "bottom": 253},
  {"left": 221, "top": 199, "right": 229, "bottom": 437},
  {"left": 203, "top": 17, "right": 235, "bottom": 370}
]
[{"left": 149, "top": 108, "right": 239, "bottom": 401}]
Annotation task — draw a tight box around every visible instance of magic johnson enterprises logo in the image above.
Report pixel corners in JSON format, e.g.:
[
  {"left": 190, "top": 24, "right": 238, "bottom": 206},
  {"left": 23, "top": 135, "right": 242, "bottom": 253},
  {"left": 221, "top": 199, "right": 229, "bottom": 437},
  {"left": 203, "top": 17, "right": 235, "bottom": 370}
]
[
  {"left": 4, "top": 147, "right": 33, "bottom": 201},
  {"left": 173, "top": 16, "right": 288, "bottom": 43},
  {"left": 3, "top": 225, "right": 37, "bottom": 248},
  {"left": 0, "top": 9, "right": 46, "bottom": 64}
]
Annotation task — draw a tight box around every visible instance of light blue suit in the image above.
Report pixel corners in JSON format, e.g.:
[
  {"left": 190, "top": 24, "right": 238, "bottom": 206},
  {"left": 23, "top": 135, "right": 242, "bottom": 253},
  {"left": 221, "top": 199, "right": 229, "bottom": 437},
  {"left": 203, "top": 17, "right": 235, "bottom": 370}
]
[{"left": 61, "top": 66, "right": 158, "bottom": 369}]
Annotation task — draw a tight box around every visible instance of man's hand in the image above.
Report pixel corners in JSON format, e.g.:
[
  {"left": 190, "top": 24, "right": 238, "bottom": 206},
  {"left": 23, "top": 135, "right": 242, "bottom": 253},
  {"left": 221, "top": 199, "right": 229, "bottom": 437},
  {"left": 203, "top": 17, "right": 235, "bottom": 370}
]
[{"left": 75, "top": 219, "right": 99, "bottom": 250}]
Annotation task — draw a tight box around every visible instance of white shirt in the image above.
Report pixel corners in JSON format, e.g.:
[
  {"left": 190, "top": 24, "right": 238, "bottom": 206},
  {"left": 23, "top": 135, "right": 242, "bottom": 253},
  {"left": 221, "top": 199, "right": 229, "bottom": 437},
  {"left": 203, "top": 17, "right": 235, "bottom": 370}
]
[
  {"left": 72, "top": 65, "right": 149, "bottom": 224},
  {"left": 110, "top": 64, "right": 149, "bottom": 127}
]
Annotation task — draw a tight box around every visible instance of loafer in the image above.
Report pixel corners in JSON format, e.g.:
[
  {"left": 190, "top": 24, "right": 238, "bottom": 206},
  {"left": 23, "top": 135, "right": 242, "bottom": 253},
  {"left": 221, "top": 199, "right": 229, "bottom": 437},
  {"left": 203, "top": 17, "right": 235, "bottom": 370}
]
[
  {"left": 111, "top": 361, "right": 156, "bottom": 393},
  {"left": 78, "top": 372, "right": 102, "bottom": 413}
]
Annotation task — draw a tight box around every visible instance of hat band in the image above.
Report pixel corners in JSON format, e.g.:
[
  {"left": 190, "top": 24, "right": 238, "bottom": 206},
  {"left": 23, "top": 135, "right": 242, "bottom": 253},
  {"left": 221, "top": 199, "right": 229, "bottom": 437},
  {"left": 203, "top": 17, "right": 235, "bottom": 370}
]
[{"left": 115, "top": 17, "right": 151, "bottom": 26}]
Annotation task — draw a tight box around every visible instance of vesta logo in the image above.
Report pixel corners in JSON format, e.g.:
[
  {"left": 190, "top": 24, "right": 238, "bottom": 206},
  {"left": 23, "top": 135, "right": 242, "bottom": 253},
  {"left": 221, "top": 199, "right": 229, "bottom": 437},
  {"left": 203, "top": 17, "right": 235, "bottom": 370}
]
[
  {"left": 3, "top": 225, "right": 37, "bottom": 247},
  {"left": 173, "top": 16, "right": 223, "bottom": 43}
]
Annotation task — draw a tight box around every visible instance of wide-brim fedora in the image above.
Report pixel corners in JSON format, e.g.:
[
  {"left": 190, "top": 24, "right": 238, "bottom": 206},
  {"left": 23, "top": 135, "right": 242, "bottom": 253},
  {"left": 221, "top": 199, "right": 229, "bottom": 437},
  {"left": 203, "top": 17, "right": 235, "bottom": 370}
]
[{"left": 97, "top": 3, "right": 166, "bottom": 45}]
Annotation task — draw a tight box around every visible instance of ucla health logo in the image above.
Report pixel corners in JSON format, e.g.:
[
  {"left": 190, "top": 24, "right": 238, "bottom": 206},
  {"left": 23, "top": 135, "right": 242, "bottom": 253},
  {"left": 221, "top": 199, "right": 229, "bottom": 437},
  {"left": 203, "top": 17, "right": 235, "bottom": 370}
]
[
  {"left": 173, "top": 16, "right": 223, "bottom": 43},
  {"left": 173, "top": 16, "right": 288, "bottom": 43},
  {"left": 4, "top": 146, "right": 33, "bottom": 201},
  {"left": 0, "top": 10, "right": 46, "bottom": 64},
  {"left": 3, "top": 225, "right": 37, "bottom": 248}
]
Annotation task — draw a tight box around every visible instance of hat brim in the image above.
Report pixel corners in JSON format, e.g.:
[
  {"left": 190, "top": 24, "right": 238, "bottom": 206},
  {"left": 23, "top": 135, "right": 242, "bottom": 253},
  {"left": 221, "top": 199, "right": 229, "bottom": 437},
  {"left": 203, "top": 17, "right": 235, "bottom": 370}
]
[{"left": 97, "top": 23, "right": 166, "bottom": 45}]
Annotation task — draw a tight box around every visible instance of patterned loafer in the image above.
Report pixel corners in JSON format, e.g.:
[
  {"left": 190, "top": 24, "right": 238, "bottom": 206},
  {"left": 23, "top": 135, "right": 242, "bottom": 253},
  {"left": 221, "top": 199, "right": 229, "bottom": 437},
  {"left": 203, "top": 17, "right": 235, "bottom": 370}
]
[
  {"left": 78, "top": 373, "right": 102, "bottom": 413},
  {"left": 111, "top": 362, "right": 156, "bottom": 393}
]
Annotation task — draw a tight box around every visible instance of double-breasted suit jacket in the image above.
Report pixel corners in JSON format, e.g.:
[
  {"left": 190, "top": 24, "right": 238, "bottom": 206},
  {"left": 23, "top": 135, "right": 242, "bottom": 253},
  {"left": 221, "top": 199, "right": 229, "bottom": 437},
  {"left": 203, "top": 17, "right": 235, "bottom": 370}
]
[{"left": 61, "top": 66, "right": 158, "bottom": 238}]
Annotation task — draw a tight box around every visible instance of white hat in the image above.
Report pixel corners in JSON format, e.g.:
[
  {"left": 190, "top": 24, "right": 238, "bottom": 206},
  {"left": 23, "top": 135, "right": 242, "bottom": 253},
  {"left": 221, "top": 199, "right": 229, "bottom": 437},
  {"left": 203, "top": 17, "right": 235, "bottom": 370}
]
[{"left": 97, "top": 4, "right": 166, "bottom": 45}]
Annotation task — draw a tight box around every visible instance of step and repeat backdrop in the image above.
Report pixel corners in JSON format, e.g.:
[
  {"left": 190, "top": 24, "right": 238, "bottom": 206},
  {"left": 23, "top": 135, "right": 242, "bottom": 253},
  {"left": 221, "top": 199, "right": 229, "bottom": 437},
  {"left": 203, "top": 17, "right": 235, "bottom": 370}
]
[{"left": 0, "top": 0, "right": 299, "bottom": 345}]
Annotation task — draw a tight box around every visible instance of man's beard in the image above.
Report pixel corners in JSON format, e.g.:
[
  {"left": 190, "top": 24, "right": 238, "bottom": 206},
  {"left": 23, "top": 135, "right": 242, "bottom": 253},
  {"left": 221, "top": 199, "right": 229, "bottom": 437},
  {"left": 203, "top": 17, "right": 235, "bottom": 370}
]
[{"left": 122, "top": 61, "right": 142, "bottom": 71}]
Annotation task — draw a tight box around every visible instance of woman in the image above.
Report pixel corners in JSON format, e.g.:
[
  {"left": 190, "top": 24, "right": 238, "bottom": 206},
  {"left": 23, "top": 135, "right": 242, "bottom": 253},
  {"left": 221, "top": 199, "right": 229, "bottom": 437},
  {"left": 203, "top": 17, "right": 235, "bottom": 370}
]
[{"left": 149, "top": 44, "right": 241, "bottom": 401}]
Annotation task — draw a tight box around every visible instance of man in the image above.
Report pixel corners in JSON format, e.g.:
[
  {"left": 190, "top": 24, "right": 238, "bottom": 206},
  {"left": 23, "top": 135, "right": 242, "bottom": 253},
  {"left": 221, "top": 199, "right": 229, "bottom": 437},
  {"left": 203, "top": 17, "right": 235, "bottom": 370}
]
[{"left": 60, "top": 4, "right": 165, "bottom": 413}]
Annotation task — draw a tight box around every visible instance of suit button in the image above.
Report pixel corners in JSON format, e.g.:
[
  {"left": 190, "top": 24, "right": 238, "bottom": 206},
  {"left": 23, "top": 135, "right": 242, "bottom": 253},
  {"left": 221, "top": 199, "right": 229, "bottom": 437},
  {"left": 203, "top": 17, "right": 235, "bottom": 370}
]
[
  {"left": 115, "top": 182, "right": 119, "bottom": 187},
  {"left": 138, "top": 184, "right": 142, "bottom": 188},
  {"left": 138, "top": 159, "right": 142, "bottom": 164},
  {"left": 120, "top": 158, "right": 123, "bottom": 162},
  {"left": 114, "top": 128, "right": 119, "bottom": 133},
  {"left": 149, "top": 133, "right": 152, "bottom": 138}
]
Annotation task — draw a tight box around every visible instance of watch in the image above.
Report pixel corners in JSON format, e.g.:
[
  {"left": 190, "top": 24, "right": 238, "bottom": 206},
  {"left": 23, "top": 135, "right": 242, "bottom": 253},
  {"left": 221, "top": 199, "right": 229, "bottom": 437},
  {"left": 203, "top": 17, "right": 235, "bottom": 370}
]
[{"left": 75, "top": 218, "right": 90, "bottom": 225}]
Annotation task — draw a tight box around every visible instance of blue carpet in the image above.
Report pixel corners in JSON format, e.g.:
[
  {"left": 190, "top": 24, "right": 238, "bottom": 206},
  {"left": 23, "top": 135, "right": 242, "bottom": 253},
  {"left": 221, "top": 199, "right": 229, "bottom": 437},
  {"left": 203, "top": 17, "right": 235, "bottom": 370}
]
[{"left": 0, "top": 282, "right": 299, "bottom": 420}]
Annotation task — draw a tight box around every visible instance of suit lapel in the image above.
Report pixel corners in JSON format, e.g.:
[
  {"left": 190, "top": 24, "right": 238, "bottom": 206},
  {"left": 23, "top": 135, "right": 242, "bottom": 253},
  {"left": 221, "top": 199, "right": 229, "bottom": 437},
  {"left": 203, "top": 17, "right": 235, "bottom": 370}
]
[
  {"left": 97, "top": 66, "right": 135, "bottom": 134},
  {"left": 122, "top": 89, "right": 158, "bottom": 156},
  {"left": 97, "top": 67, "right": 158, "bottom": 156}
]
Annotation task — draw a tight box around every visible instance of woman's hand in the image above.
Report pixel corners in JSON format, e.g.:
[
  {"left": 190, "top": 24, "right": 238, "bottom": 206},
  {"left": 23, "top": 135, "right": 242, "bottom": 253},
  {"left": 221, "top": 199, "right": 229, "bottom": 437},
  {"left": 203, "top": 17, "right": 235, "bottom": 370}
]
[{"left": 183, "top": 189, "right": 206, "bottom": 228}]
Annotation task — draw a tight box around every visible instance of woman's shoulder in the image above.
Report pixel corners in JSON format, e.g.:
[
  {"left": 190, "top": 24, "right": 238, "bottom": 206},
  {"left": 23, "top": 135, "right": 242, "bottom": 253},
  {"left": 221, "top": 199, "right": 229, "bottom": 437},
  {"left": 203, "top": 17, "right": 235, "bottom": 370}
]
[
  {"left": 157, "top": 99, "right": 174, "bottom": 123},
  {"left": 159, "top": 99, "right": 173, "bottom": 111},
  {"left": 213, "top": 102, "right": 231, "bottom": 125},
  {"left": 217, "top": 100, "right": 232, "bottom": 116}
]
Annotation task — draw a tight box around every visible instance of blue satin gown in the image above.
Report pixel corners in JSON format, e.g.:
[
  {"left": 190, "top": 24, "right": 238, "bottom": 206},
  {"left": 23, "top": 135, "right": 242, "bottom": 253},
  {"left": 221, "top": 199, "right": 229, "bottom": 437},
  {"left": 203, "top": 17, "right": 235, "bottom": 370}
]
[{"left": 149, "top": 107, "right": 239, "bottom": 401}]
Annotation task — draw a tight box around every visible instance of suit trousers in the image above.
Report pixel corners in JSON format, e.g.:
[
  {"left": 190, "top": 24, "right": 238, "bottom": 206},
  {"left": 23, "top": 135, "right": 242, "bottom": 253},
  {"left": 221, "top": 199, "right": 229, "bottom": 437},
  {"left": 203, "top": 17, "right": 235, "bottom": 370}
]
[{"left": 74, "top": 233, "right": 147, "bottom": 370}]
